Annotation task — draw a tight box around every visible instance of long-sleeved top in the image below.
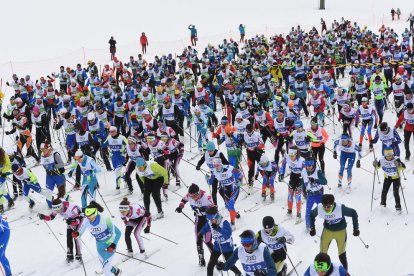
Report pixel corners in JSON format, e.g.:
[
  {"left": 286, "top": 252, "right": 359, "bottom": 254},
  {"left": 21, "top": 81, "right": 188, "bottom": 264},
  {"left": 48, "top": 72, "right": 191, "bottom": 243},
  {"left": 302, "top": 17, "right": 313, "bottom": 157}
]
[
  {"left": 137, "top": 161, "right": 169, "bottom": 183},
  {"left": 310, "top": 202, "right": 359, "bottom": 231}
]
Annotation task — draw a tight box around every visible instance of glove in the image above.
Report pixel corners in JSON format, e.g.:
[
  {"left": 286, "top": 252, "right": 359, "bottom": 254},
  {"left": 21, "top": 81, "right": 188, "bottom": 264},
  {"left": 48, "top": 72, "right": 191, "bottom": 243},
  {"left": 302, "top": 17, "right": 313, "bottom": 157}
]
[
  {"left": 162, "top": 183, "right": 168, "bottom": 189},
  {"left": 198, "top": 206, "right": 206, "bottom": 212},
  {"left": 254, "top": 173, "right": 259, "bottom": 180},
  {"left": 144, "top": 226, "right": 150, "bottom": 234},
  {"left": 353, "top": 229, "right": 360, "bottom": 236},
  {"left": 333, "top": 151, "right": 337, "bottom": 159},
  {"left": 66, "top": 218, "right": 73, "bottom": 225},
  {"left": 195, "top": 165, "right": 200, "bottom": 171},
  {"left": 163, "top": 150, "right": 170, "bottom": 155},
  {"left": 276, "top": 236, "right": 286, "bottom": 243},
  {"left": 68, "top": 171, "right": 73, "bottom": 178},
  {"left": 356, "top": 160, "right": 361, "bottom": 168},
  {"left": 211, "top": 223, "right": 219, "bottom": 230},
  {"left": 355, "top": 122, "right": 358, "bottom": 128},
  {"left": 309, "top": 228, "right": 316, "bottom": 237},
  {"left": 38, "top": 214, "right": 45, "bottom": 220},
  {"left": 254, "top": 269, "right": 267, "bottom": 276},
  {"left": 5, "top": 131, "right": 11, "bottom": 135},
  {"left": 106, "top": 243, "right": 116, "bottom": 253},
  {"left": 374, "top": 123, "right": 378, "bottom": 129},
  {"left": 278, "top": 174, "right": 284, "bottom": 182},
  {"left": 175, "top": 206, "right": 183, "bottom": 213},
  {"left": 216, "top": 261, "right": 224, "bottom": 271},
  {"left": 372, "top": 159, "right": 378, "bottom": 167},
  {"left": 308, "top": 177, "right": 315, "bottom": 184},
  {"left": 72, "top": 231, "right": 79, "bottom": 238},
  {"left": 144, "top": 211, "right": 151, "bottom": 217}
]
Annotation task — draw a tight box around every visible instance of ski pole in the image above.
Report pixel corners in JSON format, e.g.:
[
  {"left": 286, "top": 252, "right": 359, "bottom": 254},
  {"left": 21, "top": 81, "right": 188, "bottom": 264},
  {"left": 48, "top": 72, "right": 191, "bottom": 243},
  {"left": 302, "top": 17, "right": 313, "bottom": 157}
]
[
  {"left": 358, "top": 236, "right": 369, "bottom": 249},
  {"left": 42, "top": 220, "right": 66, "bottom": 253},
  {"left": 370, "top": 166, "right": 376, "bottom": 212},
  {"left": 400, "top": 171, "right": 409, "bottom": 214},
  {"left": 114, "top": 251, "right": 166, "bottom": 269},
  {"left": 181, "top": 211, "right": 195, "bottom": 224},
  {"left": 149, "top": 232, "right": 178, "bottom": 245},
  {"left": 96, "top": 188, "right": 115, "bottom": 218},
  {"left": 283, "top": 246, "right": 299, "bottom": 276}
]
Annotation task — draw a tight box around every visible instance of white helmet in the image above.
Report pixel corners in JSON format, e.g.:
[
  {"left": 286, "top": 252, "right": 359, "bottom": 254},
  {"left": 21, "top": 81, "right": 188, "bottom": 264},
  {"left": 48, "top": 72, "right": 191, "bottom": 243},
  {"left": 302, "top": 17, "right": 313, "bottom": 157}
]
[
  {"left": 260, "top": 155, "right": 269, "bottom": 165},
  {"left": 257, "top": 77, "right": 263, "bottom": 83},
  {"left": 87, "top": 112, "right": 96, "bottom": 121}
]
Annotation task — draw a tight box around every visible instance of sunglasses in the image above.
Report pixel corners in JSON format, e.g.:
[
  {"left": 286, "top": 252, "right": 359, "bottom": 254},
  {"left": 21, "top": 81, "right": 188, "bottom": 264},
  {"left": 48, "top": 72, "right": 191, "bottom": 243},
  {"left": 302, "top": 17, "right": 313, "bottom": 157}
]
[{"left": 314, "top": 261, "right": 330, "bottom": 272}]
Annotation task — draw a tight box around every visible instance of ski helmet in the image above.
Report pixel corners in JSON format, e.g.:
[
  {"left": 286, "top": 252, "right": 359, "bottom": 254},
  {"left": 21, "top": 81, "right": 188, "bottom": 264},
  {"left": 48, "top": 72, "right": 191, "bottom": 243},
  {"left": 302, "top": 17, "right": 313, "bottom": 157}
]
[
  {"left": 314, "top": 253, "right": 332, "bottom": 273},
  {"left": 259, "top": 155, "right": 269, "bottom": 167},
  {"left": 136, "top": 157, "right": 146, "bottom": 167},
  {"left": 304, "top": 159, "right": 315, "bottom": 167},
  {"left": 220, "top": 116, "right": 228, "bottom": 125},
  {"left": 206, "top": 141, "right": 216, "bottom": 152},
  {"left": 379, "top": 122, "right": 388, "bottom": 132},
  {"left": 294, "top": 120, "right": 303, "bottom": 129},
  {"left": 262, "top": 216, "right": 275, "bottom": 230},
  {"left": 205, "top": 205, "right": 218, "bottom": 220}
]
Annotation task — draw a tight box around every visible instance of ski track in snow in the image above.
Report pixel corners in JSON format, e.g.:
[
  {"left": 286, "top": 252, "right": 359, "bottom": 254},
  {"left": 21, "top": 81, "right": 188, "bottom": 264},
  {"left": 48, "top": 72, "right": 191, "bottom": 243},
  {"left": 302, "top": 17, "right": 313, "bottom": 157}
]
[{"left": 4, "top": 2, "right": 414, "bottom": 275}]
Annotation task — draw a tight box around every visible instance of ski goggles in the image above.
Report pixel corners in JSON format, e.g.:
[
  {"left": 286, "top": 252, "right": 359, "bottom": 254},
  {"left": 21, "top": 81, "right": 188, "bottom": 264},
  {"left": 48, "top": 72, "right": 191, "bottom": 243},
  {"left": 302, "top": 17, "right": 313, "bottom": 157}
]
[
  {"left": 52, "top": 202, "right": 63, "bottom": 212},
  {"left": 314, "top": 261, "right": 331, "bottom": 272},
  {"left": 322, "top": 204, "right": 333, "bottom": 214},
  {"left": 85, "top": 208, "right": 98, "bottom": 217},
  {"left": 288, "top": 149, "right": 297, "bottom": 156}
]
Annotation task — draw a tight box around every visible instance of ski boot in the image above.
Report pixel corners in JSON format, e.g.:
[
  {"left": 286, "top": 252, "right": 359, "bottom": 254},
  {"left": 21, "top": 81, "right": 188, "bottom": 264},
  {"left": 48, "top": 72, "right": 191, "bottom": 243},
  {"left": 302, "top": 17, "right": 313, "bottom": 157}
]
[
  {"left": 295, "top": 213, "right": 302, "bottom": 224},
  {"left": 176, "top": 179, "right": 181, "bottom": 187},
  {"left": 8, "top": 199, "right": 14, "bottom": 209},
  {"left": 396, "top": 207, "right": 402, "bottom": 215},
  {"left": 140, "top": 249, "right": 147, "bottom": 259},
  {"left": 164, "top": 193, "right": 168, "bottom": 202},
  {"left": 0, "top": 205, "right": 4, "bottom": 214},
  {"left": 236, "top": 212, "right": 240, "bottom": 219},
  {"left": 66, "top": 253, "right": 74, "bottom": 263},
  {"left": 111, "top": 267, "right": 121, "bottom": 275},
  {"left": 197, "top": 246, "right": 206, "bottom": 267},
  {"left": 279, "top": 263, "right": 287, "bottom": 276},
  {"left": 75, "top": 254, "right": 83, "bottom": 263},
  {"left": 13, "top": 193, "right": 18, "bottom": 201},
  {"left": 270, "top": 192, "right": 275, "bottom": 201},
  {"left": 261, "top": 192, "right": 266, "bottom": 201},
  {"left": 369, "top": 142, "right": 373, "bottom": 151},
  {"left": 359, "top": 143, "right": 362, "bottom": 148},
  {"left": 156, "top": 211, "right": 164, "bottom": 219},
  {"left": 29, "top": 200, "right": 35, "bottom": 209},
  {"left": 286, "top": 209, "right": 292, "bottom": 217}
]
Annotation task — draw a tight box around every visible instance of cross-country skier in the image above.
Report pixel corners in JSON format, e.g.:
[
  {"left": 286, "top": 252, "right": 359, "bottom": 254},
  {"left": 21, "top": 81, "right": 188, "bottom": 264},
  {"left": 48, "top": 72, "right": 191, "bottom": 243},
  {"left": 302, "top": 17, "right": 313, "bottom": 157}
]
[
  {"left": 175, "top": 183, "right": 214, "bottom": 266},
  {"left": 196, "top": 141, "right": 229, "bottom": 206},
  {"left": 38, "top": 198, "right": 84, "bottom": 263},
  {"left": 372, "top": 122, "right": 402, "bottom": 156},
  {"left": 208, "top": 158, "right": 241, "bottom": 226},
  {"left": 119, "top": 197, "right": 151, "bottom": 257},
  {"left": 255, "top": 155, "right": 278, "bottom": 202},
  {"left": 73, "top": 201, "right": 122, "bottom": 276},
  {"left": 333, "top": 134, "right": 361, "bottom": 191},
  {"left": 256, "top": 216, "right": 295, "bottom": 276},
  {"left": 68, "top": 150, "right": 101, "bottom": 208},
  {"left": 372, "top": 146, "right": 405, "bottom": 213},
  {"left": 135, "top": 157, "right": 168, "bottom": 219},
  {"left": 356, "top": 97, "right": 378, "bottom": 150},
  {"left": 200, "top": 206, "right": 242, "bottom": 275},
  {"left": 309, "top": 194, "right": 359, "bottom": 271},
  {"left": 103, "top": 126, "right": 127, "bottom": 191},
  {"left": 0, "top": 215, "right": 11, "bottom": 276},
  {"left": 216, "top": 229, "right": 277, "bottom": 276},
  {"left": 0, "top": 148, "right": 14, "bottom": 213}
]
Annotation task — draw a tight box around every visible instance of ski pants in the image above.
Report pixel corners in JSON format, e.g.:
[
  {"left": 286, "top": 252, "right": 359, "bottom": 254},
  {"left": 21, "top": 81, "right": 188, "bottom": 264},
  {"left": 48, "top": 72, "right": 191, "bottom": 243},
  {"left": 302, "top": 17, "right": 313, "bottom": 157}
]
[
  {"left": 125, "top": 217, "right": 148, "bottom": 252},
  {"left": 195, "top": 216, "right": 213, "bottom": 256},
  {"left": 305, "top": 193, "right": 322, "bottom": 228},
  {"left": 125, "top": 160, "right": 137, "bottom": 192},
  {"left": 381, "top": 177, "right": 401, "bottom": 210},
  {"left": 81, "top": 175, "right": 97, "bottom": 208},
  {"left": 247, "top": 149, "right": 262, "bottom": 182},
  {"left": 143, "top": 177, "right": 163, "bottom": 213},
  {"left": 0, "top": 226, "right": 11, "bottom": 276},
  {"left": 374, "top": 99, "right": 385, "bottom": 123},
  {"left": 45, "top": 174, "right": 66, "bottom": 208},
  {"left": 311, "top": 145, "right": 325, "bottom": 172},
  {"left": 339, "top": 152, "right": 356, "bottom": 178},
  {"left": 403, "top": 130, "right": 414, "bottom": 158},
  {"left": 96, "top": 240, "right": 117, "bottom": 276},
  {"left": 67, "top": 224, "right": 82, "bottom": 256}
]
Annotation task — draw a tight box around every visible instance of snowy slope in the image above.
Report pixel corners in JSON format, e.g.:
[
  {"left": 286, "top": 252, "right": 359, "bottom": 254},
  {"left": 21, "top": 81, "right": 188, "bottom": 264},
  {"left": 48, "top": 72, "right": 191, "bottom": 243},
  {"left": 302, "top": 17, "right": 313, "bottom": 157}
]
[{"left": 2, "top": 1, "right": 414, "bottom": 276}]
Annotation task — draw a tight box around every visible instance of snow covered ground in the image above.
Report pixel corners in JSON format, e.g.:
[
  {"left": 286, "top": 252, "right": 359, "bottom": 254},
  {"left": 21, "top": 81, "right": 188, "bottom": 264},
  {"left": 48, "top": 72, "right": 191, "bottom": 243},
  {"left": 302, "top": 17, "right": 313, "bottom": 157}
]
[{"left": 1, "top": 0, "right": 414, "bottom": 275}]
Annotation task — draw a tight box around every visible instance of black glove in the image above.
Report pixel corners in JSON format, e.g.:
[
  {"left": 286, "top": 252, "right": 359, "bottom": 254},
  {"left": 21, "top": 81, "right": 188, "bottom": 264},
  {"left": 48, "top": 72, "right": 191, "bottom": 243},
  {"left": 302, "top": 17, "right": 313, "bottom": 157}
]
[
  {"left": 216, "top": 261, "right": 224, "bottom": 271},
  {"left": 175, "top": 206, "right": 183, "bottom": 213},
  {"left": 355, "top": 122, "right": 358, "bottom": 127},
  {"left": 254, "top": 173, "right": 259, "bottom": 180},
  {"left": 333, "top": 151, "right": 337, "bottom": 159},
  {"left": 374, "top": 123, "right": 378, "bottom": 129},
  {"left": 308, "top": 177, "right": 315, "bottom": 184},
  {"left": 144, "top": 226, "right": 150, "bottom": 234},
  {"left": 5, "top": 131, "right": 11, "bottom": 135},
  {"left": 38, "top": 213, "right": 45, "bottom": 220},
  {"left": 278, "top": 174, "right": 284, "bottom": 182},
  {"left": 211, "top": 223, "right": 219, "bottom": 230},
  {"left": 66, "top": 218, "right": 73, "bottom": 225},
  {"left": 258, "top": 149, "right": 265, "bottom": 155},
  {"left": 310, "top": 228, "right": 316, "bottom": 236},
  {"left": 277, "top": 236, "right": 286, "bottom": 243},
  {"left": 195, "top": 165, "right": 200, "bottom": 171},
  {"left": 68, "top": 171, "right": 73, "bottom": 178},
  {"left": 353, "top": 229, "right": 360, "bottom": 236},
  {"left": 372, "top": 159, "right": 379, "bottom": 167},
  {"left": 254, "top": 269, "right": 267, "bottom": 276},
  {"left": 356, "top": 160, "right": 361, "bottom": 168}
]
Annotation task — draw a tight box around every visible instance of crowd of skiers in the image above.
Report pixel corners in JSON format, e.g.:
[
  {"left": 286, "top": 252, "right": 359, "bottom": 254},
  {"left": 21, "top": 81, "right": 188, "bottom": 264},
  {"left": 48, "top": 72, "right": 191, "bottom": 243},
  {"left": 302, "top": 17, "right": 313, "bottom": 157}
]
[{"left": 0, "top": 14, "right": 413, "bottom": 276}]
